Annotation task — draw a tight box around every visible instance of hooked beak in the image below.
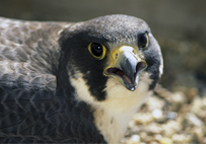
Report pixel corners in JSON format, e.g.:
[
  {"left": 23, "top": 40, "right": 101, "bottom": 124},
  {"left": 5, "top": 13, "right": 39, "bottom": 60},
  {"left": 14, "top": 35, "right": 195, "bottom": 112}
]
[{"left": 104, "top": 46, "right": 147, "bottom": 91}]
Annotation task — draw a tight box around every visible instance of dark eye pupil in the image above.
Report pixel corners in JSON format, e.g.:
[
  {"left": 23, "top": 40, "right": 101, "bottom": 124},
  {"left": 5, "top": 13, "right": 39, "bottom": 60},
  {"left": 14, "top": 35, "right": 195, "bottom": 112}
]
[
  {"left": 91, "top": 43, "right": 103, "bottom": 56},
  {"left": 138, "top": 33, "right": 148, "bottom": 48}
]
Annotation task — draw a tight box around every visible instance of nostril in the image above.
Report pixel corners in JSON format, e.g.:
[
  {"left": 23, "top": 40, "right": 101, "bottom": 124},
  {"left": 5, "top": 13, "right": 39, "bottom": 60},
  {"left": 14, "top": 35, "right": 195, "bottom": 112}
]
[
  {"left": 134, "top": 61, "right": 147, "bottom": 77},
  {"left": 137, "top": 61, "right": 147, "bottom": 71}
]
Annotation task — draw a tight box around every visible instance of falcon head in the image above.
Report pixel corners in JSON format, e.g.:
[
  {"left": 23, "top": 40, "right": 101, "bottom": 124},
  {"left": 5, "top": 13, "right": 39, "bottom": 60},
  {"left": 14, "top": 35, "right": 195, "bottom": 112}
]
[
  {"left": 59, "top": 14, "right": 163, "bottom": 102},
  {"left": 58, "top": 14, "right": 163, "bottom": 143}
]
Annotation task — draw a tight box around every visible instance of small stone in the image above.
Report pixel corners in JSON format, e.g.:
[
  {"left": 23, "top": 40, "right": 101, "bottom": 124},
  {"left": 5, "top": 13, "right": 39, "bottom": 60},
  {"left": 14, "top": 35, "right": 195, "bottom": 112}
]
[
  {"left": 171, "top": 92, "right": 187, "bottom": 104},
  {"left": 170, "top": 92, "right": 187, "bottom": 111},
  {"left": 152, "top": 109, "right": 163, "bottom": 120},
  {"left": 159, "top": 137, "right": 173, "bottom": 144},
  {"left": 191, "top": 97, "right": 206, "bottom": 119},
  {"left": 128, "top": 120, "right": 140, "bottom": 132},
  {"left": 139, "top": 132, "right": 147, "bottom": 141},
  {"left": 167, "top": 120, "right": 182, "bottom": 132},
  {"left": 146, "top": 96, "right": 165, "bottom": 110},
  {"left": 167, "top": 112, "right": 177, "bottom": 120},
  {"left": 162, "top": 126, "right": 175, "bottom": 138},
  {"left": 131, "top": 135, "right": 140, "bottom": 141},
  {"left": 133, "top": 113, "right": 153, "bottom": 125},
  {"left": 186, "top": 113, "right": 204, "bottom": 127},
  {"left": 144, "top": 136, "right": 154, "bottom": 143},
  {"left": 162, "top": 120, "right": 182, "bottom": 137},
  {"left": 172, "top": 134, "right": 192, "bottom": 143},
  {"left": 193, "top": 127, "right": 204, "bottom": 143},
  {"left": 154, "top": 134, "right": 162, "bottom": 141},
  {"left": 146, "top": 123, "right": 162, "bottom": 134},
  {"left": 127, "top": 135, "right": 140, "bottom": 144},
  {"left": 191, "top": 98, "right": 202, "bottom": 114}
]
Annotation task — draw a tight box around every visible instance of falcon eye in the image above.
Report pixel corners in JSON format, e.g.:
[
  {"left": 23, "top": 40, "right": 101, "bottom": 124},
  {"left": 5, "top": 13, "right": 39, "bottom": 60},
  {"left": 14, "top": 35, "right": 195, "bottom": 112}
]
[
  {"left": 138, "top": 32, "right": 149, "bottom": 49},
  {"left": 88, "top": 43, "right": 107, "bottom": 60}
]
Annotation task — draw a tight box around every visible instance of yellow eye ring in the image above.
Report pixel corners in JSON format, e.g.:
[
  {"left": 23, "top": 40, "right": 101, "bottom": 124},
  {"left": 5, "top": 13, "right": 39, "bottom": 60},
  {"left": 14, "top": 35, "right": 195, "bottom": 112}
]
[{"left": 88, "top": 43, "right": 107, "bottom": 60}]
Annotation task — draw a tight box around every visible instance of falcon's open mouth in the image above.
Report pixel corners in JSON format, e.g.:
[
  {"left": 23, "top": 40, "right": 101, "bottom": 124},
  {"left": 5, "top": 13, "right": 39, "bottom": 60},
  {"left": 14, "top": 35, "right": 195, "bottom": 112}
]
[
  {"left": 105, "top": 67, "right": 132, "bottom": 84},
  {"left": 104, "top": 46, "right": 147, "bottom": 91},
  {"left": 105, "top": 62, "right": 147, "bottom": 91}
]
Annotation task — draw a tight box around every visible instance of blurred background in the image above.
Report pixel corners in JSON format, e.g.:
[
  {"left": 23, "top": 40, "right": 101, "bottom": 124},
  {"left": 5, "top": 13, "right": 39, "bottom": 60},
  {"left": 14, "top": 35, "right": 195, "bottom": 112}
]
[{"left": 0, "top": 0, "right": 206, "bottom": 143}]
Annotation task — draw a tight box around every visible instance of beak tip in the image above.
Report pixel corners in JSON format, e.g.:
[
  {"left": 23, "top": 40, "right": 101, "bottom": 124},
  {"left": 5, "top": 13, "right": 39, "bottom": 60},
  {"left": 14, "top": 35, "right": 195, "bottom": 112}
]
[
  {"left": 130, "top": 87, "right": 136, "bottom": 91},
  {"left": 126, "top": 84, "right": 138, "bottom": 91}
]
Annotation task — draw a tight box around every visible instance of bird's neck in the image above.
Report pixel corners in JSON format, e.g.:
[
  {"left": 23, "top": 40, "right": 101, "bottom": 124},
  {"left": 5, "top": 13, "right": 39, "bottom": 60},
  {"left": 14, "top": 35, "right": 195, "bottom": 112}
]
[
  {"left": 69, "top": 74, "right": 152, "bottom": 143},
  {"left": 93, "top": 78, "right": 152, "bottom": 143}
]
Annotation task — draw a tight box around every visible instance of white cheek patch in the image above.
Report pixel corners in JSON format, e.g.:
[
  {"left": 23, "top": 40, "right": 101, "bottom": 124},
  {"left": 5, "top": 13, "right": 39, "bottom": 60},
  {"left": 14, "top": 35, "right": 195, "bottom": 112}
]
[{"left": 68, "top": 71, "right": 97, "bottom": 104}]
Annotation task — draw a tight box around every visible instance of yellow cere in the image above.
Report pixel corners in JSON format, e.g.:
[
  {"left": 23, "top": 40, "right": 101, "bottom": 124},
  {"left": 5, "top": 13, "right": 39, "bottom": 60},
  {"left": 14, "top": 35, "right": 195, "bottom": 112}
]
[
  {"left": 104, "top": 45, "right": 138, "bottom": 73},
  {"left": 111, "top": 46, "right": 137, "bottom": 61}
]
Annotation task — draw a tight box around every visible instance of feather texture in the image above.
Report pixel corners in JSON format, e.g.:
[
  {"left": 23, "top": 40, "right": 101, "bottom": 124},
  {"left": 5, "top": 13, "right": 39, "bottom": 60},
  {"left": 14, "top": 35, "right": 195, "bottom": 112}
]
[{"left": 0, "top": 17, "right": 105, "bottom": 143}]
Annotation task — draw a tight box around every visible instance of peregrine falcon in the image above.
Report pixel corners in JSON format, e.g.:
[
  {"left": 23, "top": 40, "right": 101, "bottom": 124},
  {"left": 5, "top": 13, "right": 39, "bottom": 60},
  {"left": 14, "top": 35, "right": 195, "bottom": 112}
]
[{"left": 0, "top": 15, "right": 163, "bottom": 143}]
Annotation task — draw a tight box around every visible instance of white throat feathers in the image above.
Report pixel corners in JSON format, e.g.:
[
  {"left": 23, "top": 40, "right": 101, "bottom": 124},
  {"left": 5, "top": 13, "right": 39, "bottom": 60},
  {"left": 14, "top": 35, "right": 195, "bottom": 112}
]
[{"left": 69, "top": 70, "right": 152, "bottom": 143}]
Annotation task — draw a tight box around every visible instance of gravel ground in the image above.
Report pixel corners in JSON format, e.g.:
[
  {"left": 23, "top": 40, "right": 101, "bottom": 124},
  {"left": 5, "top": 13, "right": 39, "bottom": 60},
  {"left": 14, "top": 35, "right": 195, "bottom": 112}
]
[
  {"left": 122, "top": 85, "right": 206, "bottom": 144},
  {"left": 122, "top": 39, "right": 206, "bottom": 144}
]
